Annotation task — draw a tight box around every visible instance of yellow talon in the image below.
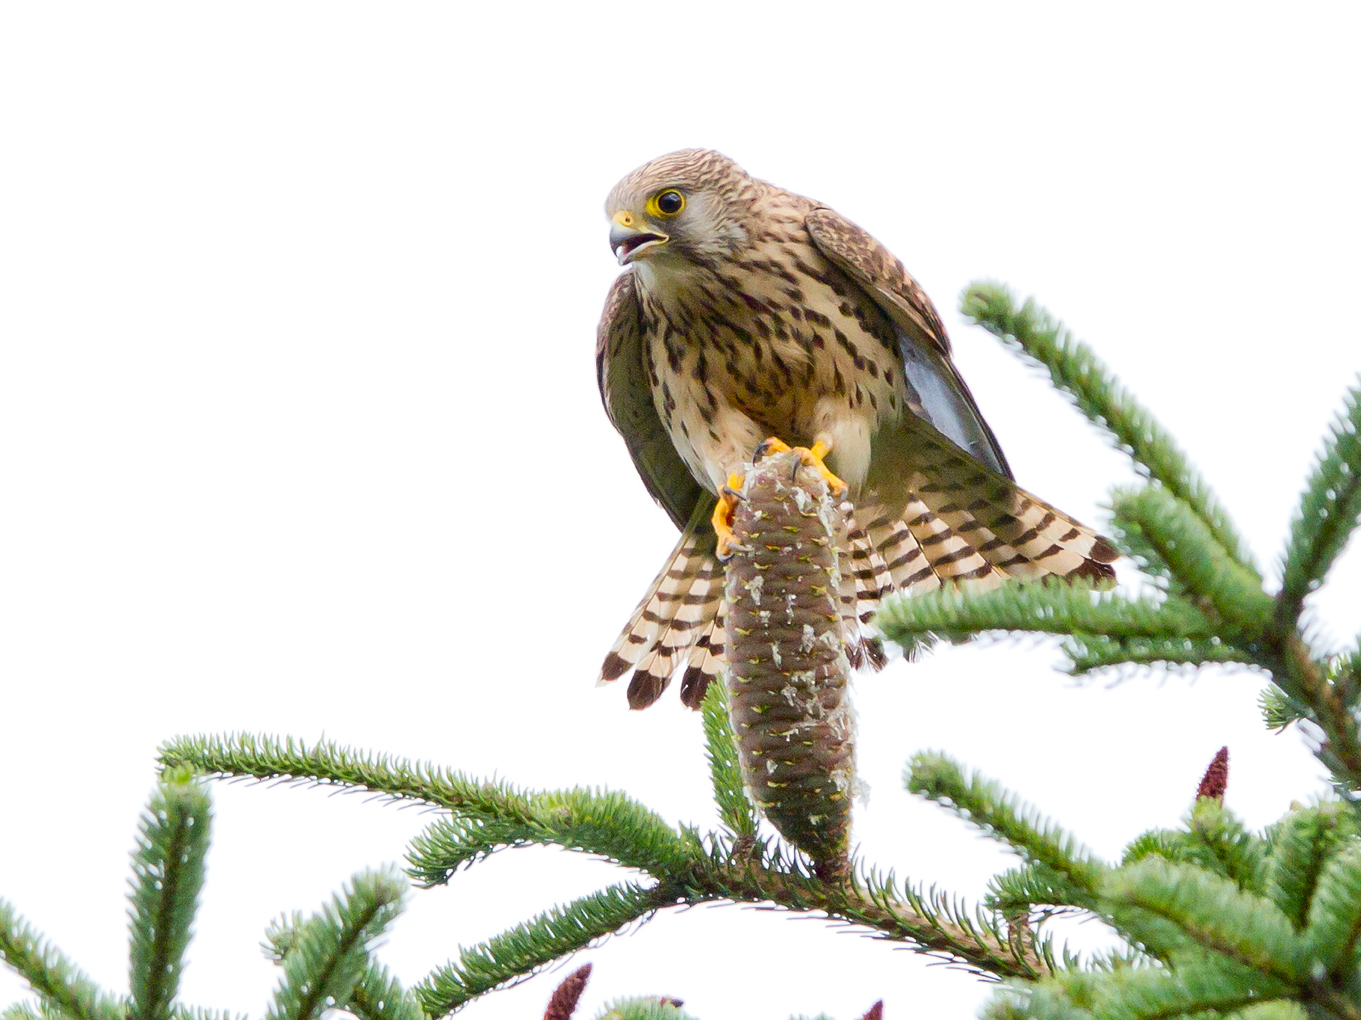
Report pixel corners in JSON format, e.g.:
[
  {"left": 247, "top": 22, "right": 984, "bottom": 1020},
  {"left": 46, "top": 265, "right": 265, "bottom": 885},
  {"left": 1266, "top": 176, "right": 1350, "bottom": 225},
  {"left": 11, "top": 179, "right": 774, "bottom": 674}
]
[
  {"left": 713, "top": 471, "right": 746, "bottom": 560},
  {"left": 753, "top": 436, "right": 848, "bottom": 497}
]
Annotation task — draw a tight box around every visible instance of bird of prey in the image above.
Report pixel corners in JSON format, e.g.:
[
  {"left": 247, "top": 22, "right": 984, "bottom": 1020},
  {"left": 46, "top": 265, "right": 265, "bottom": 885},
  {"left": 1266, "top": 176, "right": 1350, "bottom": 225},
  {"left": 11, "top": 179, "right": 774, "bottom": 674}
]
[{"left": 596, "top": 149, "right": 1116, "bottom": 710}]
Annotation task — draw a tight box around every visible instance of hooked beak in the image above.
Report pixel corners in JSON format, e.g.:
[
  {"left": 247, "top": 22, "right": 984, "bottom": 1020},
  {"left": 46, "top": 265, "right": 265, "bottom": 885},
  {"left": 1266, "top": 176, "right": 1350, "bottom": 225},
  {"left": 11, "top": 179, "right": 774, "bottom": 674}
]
[{"left": 609, "top": 211, "right": 667, "bottom": 265}]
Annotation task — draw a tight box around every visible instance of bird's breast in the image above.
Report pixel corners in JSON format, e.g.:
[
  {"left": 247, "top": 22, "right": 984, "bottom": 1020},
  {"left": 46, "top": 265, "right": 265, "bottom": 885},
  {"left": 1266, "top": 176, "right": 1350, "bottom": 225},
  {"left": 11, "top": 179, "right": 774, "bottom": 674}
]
[{"left": 636, "top": 243, "right": 907, "bottom": 491}]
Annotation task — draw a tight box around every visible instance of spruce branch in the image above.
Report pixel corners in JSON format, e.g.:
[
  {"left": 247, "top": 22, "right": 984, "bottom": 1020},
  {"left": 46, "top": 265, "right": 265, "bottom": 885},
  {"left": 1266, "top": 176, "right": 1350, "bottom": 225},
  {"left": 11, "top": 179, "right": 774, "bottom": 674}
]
[
  {"left": 1279, "top": 379, "right": 1361, "bottom": 633},
  {"left": 877, "top": 578, "right": 1216, "bottom": 646},
  {"left": 158, "top": 733, "right": 537, "bottom": 818},
  {"left": 1120, "top": 801, "right": 1267, "bottom": 897},
  {"left": 699, "top": 679, "right": 758, "bottom": 843},
  {"left": 1300, "top": 845, "right": 1361, "bottom": 974},
  {"left": 1267, "top": 803, "right": 1360, "bottom": 931},
  {"left": 987, "top": 959, "right": 1299, "bottom": 1020},
  {"left": 265, "top": 868, "right": 407, "bottom": 1020},
  {"left": 262, "top": 911, "right": 424, "bottom": 1020},
  {"left": 405, "top": 787, "right": 695, "bottom": 884},
  {"left": 0, "top": 899, "right": 124, "bottom": 1020},
  {"left": 1112, "top": 487, "right": 1274, "bottom": 637},
  {"left": 1101, "top": 858, "right": 1307, "bottom": 984},
  {"left": 413, "top": 882, "right": 675, "bottom": 1016},
  {"left": 985, "top": 864, "right": 1098, "bottom": 918},
  {"left": 128, "top": 772, "right": 212, "bottom": 1020},
  {"left": 688, "top": 851, "right": 1055, "bottom": 981},
  {"left": 906, "top": 753, "right": 1105, "bottom": 892},
  {"left": 344, "top": 959, "right": 426, "bottom": 1020},
  {"left": 1062, "top": 633, "right": 1253, "bottom": 675},
  {"left": 961, "top": 281, "right": 1255, "bottom": 572},
  {"left": 593, "top": 1001, "right": 694, "bottom": 1020}
]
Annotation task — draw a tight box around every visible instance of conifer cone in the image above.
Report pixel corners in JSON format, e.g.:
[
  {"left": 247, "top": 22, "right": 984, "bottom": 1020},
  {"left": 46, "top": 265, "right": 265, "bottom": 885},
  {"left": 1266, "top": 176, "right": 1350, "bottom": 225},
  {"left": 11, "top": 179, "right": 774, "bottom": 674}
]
[{"left": 723, "top": 449, "right": 856, "bottom": 874}]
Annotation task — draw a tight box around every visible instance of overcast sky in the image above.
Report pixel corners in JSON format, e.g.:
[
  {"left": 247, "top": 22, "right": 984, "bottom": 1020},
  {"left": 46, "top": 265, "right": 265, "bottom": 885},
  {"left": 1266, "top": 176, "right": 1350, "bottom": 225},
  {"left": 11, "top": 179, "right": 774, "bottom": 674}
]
[{"left": 2, "top": 4, "right": 1359, "bottom": 1019}]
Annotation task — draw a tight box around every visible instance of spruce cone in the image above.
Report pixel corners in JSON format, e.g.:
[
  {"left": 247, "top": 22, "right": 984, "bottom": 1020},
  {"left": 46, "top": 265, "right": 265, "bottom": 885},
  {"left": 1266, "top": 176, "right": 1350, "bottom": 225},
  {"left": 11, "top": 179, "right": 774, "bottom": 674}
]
[{"left": 724, "top": 449, "right": 855, "bottom": 875}]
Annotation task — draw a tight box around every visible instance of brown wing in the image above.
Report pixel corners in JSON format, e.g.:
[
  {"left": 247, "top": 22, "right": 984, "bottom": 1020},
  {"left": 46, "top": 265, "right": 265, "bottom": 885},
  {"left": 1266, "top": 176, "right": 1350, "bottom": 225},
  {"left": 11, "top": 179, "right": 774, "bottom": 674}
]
[
  {"left": 596, "top": 270, "right": 711, "bottom": 532},
  {"left": 597, "top": 272, "right": 722, "bottom": 708},
  {"left": 805, "top": 208, "right": 1013, "bottom": 480}
]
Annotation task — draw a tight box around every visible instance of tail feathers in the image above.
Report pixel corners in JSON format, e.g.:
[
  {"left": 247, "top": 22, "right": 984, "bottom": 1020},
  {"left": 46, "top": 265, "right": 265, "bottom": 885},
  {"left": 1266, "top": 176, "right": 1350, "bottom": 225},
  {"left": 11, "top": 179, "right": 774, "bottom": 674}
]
[
  {"left": 604, "top": 450, "right": 1117, "bottom": 709},
  {"left": 627, "top": 552, "right": 722, "bottom": 709},
  {"left": 678, "top": 602, "right": 726, "bottom": 709},
  {"left": 600, "top": 520, "right": 710, "bottom": 680},
  {"left": 912, "top": 478, "right": 1118, "bottom": 585}
]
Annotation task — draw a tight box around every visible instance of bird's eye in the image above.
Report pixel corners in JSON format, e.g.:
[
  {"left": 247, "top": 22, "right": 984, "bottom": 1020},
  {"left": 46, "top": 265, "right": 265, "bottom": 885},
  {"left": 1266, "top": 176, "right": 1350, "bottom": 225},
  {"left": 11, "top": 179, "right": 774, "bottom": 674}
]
[{"left": 650, "top": 189, "right": 685, "bottom": 217}]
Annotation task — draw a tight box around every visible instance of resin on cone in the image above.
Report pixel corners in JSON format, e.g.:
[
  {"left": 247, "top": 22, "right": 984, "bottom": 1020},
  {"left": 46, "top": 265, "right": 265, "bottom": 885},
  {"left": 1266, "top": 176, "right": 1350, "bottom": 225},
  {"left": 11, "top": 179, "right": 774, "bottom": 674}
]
[{"left": 723, "top": 449, "right": 856, "bottom": 874}]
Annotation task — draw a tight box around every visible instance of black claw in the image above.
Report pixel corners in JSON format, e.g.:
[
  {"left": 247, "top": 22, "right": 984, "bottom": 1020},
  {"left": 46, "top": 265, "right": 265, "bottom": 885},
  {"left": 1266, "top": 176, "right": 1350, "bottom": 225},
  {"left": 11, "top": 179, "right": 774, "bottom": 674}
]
[{"left": 753, "top": 438, "right": 779, "bottom": 462}]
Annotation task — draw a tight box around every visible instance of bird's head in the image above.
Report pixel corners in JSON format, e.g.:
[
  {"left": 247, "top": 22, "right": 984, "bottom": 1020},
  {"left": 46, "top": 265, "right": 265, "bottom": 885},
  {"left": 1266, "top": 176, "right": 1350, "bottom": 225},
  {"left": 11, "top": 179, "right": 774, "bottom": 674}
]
[{"left": 604, "top": 149, "right": 757, "bottom": 269}]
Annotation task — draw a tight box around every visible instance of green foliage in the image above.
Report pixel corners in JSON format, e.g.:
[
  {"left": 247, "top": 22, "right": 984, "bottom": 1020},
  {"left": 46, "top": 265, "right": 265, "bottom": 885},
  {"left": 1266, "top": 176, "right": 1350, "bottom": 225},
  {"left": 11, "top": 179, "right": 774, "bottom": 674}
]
[
  {"left": 906, "top": 754, "right": 1103, "bottom": 893},
  {"left": 128, "top": 770, "right": 211, "bottom": 1020},
  {"left": 593, "top": 1000, "right": 696, "bottom": 1020},
  {"left": 5, "top": 282, "right": 1358, "bottom": 1018},
  {"left": 877, "top": 579, "right": 1216, "bottom": 644},
  {"left": 2, "top": 781, "right": 419, "bottom": 1020},
  {"left": 265, "top": 869, "right": 407, "bottom": 1020},
  {"left": 1279, "top": 380, "right": 1361, "bottom": 632},
  {"left": 0, "top": 898, "right": 124, "bottom": 1020},
  {"left": 406, "top": 785, "right": 695, "bottom": 884},
  {"left": 1110, "top": 488, "right": 1272, "bottom": 636},
  {"left": 700, "top": 679, "right": 758, "bottom": 842},
  {"left": 415, "top": 883, "right": 671, "bottom": 1015},
  {"left": 961, "top": 281, "right": 1255, "bottom": 571},
  {"left": 1264, "top": 803, "right": 1359, "bottom": 929}
]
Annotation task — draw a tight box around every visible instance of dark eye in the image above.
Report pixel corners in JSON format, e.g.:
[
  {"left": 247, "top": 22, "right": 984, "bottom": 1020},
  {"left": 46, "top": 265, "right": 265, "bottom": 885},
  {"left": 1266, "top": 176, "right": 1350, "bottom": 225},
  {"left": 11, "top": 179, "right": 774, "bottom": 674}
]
[{"left": 656, "top": 190, "right": 685, "bottom": 216}]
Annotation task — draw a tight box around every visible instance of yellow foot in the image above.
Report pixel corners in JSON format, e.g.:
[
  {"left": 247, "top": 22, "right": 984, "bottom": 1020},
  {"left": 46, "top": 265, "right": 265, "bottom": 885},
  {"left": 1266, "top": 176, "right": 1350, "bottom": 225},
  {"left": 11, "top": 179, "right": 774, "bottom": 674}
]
[
  {"left": 712, "top": 471, "right": 746, "bottom": 561},
  {"left": 753, "top": 437, "right": 848, "bottom": 497}
]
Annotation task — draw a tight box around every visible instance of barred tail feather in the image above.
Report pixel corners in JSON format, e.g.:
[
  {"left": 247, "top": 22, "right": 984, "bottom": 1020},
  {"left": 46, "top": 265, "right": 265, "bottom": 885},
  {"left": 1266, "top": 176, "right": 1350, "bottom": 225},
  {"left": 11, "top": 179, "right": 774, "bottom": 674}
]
[
  {"left": 904, "top": 428, "right": 1118, "bottom": 586},
  {"left": 628, "top": 552, "right": 722, "bottom": 709},
  {"left": 678, "top": 602, "right": 726, "bottom": 709},
  {"left": 602, "top": 431, "right": 1117, "bottom": 710}
]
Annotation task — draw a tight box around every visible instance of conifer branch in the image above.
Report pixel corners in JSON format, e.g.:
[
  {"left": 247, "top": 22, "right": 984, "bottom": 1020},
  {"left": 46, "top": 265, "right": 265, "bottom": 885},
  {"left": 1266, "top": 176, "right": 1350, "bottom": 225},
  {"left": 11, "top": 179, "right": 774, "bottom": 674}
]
[
  {"left": 683, "top": 843, "right": 1056, "bottom": 980},
  {"left": 985, "top": 864, "right": 1097, "bottom": 918},
  {"left": 961, "top": 282, "right": 1255, "bottom": 571},
  {"left": 405, "top": 787, "right": 695, "bottom": 884},
  {"left": 988, "top": 960, "right": 1298, "bottom": 1020},
  {"left": 1111, "top": 487, "right": 1274, "bottom": 636},
  {"left": 262, "top": 912, "right": 424, "bottom": 1020},
  {"left": 1120, "top": 800, "right": 1268, "bottom": 897},
  {"left": 343, "top": 960, "right": 426, "bottom": 1020},
  {"left": 265, "top": 868, "right": 407, "bottom": 1020},
  {"left": 906, "top": 754, "right": 1104, "bottom": 892},
  {"left": 1101, "top": 858, "right": 1307, "bottom": 984},
  {"left": 1278, "top": 380, "right": 1361, "bottom": 633},
  {"left": 413, "top": 882, "right": 675, "bottom": 1015},
  {"left": 880, "top": 576, "right": 1220, "bottom": 643},
  {"left": 1062, "top": 633, "right": 1252, "bottom": 675},
  {"left": 158, "top": 734, "right": 537, "bottom": 817},
  {"left": 0, "top": 900, "right": 124, "bottom": 1020},
  {"left": 128, "top": 773, "right": 212, "bottom": 1020},
  {"left": 1267, "top": 804, "right": 1359, "bottom": 931},
  {"left": 595, "top": 1001, "right": 694, "bottom": 1020},
  {"left": 1300, "top": 846, "right": 1361, "bottom": 974},
  {"left": 1274, "top": 638, "right": 1361, "bottom": 789},
  {"left": 699, "top": 680, "right": 758, "bottom": 842}
]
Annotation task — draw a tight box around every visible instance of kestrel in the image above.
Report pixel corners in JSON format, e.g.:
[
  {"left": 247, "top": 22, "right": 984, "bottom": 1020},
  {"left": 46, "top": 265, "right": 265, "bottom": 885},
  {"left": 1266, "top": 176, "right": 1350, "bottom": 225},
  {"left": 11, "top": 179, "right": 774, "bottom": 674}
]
[{"left": 596, "top": 149, "right": 1116, "bottom": 710}]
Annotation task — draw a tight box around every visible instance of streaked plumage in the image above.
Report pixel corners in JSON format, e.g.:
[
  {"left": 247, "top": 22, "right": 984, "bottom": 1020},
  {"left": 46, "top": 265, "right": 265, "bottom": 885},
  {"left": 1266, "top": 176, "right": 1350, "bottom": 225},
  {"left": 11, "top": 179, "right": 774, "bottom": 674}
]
[{"left": 596, "top": 149, "right": 1116, "bottom": 709}]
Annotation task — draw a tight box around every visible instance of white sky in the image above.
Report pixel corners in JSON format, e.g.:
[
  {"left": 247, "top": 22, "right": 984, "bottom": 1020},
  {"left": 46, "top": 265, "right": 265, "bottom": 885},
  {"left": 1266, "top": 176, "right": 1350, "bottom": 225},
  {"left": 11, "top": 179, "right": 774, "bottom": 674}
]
[{"left": 2, "top": 4, "right": 1359, "bottom": 1018}]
